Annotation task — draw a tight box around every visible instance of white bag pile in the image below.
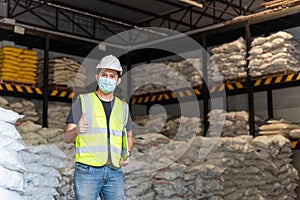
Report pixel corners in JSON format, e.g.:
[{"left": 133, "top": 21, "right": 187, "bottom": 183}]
[
  {"left": 162, "top": 116, "right": 203, "bottom": 139},
  {"left": 0, "top": 107, "right": 27, "bottom": 200},
  {"left": 47, "top": 102, "right": 71, "bottom": 129},
  {"left": 152, "top": 163, "right": 187, "bottom": 199},
  {"left": 181, "top": 135, "right": 297, "bottom": 199},
  {"left": 16, "top": 119, "right": 75, "bottom": 199},
  {"left": 20, "top": 144, "right": 66, "bottom": 200},
  {"left": 124, "top": 159, "right": 155, "bottom": 200},
  {"left": 56, "top": 142, "right": 75, "bottom": 200},
  {"left": 0, "top": 96, "right": 40, "bottom": 123},
  {"left": 10, "top": 99, "right": 39, "bottom": 123},
  {"left": 17, "top": 121, "right": 64, "bottom": 145},
  {"left": 208, "top": 37, "right": 247, "bottom": 83},
  {"left": 37, "top": 57, "right": 86, "bottom": 87},
  {"left": 248, "top": 31, "right": 300, "bottom": 77},
  {"left": 251, "top": 135, "right": 298, "bottom": 199},
  {"left": 259, "top": 118, "right": 300, "bottom": 139},
  {"left": 132, "top": 58, "right": 203, "bottom": 95},
  {"left": 207, "top": 109, "right": 263, "bottom": 137},
  {"left": 167, "top": 58, "right": 203, "bottom": 87}
]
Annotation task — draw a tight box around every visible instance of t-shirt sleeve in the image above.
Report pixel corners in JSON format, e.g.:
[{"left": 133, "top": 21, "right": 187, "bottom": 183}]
[
  {"left": 126, "top": 112, "right": 132, "bottom": 132},
  {"left": 66, "top": 97, "right": 82, "bottom": 124}
]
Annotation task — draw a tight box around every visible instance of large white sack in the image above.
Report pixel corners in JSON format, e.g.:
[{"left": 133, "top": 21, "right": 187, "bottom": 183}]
[
  {"left": 0, "top": 166, "right": 24, "bottom": 192},
  {"left": 0, "top": 121, "right": 22, "bottom": 139},
  {"left": 19, "top": 150, "right": 65, "bottom": 168},
  {"left": 27, "top": 144, "right": 66, "bottom": 158},
  {"left": 0, "top": 107, "right": 24, "bottom": 123},
  {"left": 25, "top": 173, "right": 60, "bottom": 188},
  {"left": 25, "top": 163, "right": 61, "bottom": 178},
  {"left": 0, "top": 148, "right": 26, "bottom": 172},
  {"left": 0, "top": 187, "right": 25, "bottom": 200},
  {"left": 0, "top": 134, "right": 26, "bottom": 151},
  {"left": 25, "top": 184, "right": 58, "bottom": 196}
]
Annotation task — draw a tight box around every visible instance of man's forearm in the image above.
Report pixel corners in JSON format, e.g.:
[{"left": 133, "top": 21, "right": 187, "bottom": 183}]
[
  {"left": 127, "top": 130, "right": 134, "bottom": 151},
  {"left": 64, "top": 125, "right": 78, "bottom": 143}
]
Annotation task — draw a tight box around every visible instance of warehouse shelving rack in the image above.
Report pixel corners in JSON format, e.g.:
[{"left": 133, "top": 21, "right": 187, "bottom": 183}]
[{"left": 0, "top": 6, "right": 300, "bottom": 149}]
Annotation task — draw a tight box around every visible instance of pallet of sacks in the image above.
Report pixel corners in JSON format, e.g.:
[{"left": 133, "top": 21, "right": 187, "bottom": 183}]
[{"left": 0, "top": 46, "right": 38, "bottom": 85}]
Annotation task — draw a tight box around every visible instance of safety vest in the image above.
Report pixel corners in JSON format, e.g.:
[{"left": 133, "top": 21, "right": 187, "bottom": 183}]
[{"left": 75, "top": 93, "right": 129, "bottom": 168}]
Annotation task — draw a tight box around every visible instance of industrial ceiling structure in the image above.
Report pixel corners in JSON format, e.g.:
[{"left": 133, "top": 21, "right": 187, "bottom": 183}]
[{"left": 0, "top": 0, "right": 300, "bottom": 63}]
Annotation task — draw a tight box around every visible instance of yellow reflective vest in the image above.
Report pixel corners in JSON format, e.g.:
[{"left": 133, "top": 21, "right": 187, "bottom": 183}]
[{"left": 76, "top": 93, "right": 129, "bottom": 168}]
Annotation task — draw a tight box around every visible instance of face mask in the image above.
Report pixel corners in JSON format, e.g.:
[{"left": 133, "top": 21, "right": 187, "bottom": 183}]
[{"left": 98, "top": 78, "right": 117, "bottom": 94}]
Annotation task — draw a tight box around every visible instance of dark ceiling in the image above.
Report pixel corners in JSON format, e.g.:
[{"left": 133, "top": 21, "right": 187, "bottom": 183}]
[{"left": 1, "top": 0, "right": 300, "bottom": 64}]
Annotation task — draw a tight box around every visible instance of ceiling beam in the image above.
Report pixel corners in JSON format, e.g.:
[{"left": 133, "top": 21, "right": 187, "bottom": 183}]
[
  {"left": 154, "top": 0, "right": 224, "bottom": 20},
  {"left": 216, "top": 0, "right": 250, "bottom": 14},
  {"left": 51, "top": 0, "right": 137, "bottom": 28},
  {"left": 97, "top": 0, "right": 199, "bottom": 28}
]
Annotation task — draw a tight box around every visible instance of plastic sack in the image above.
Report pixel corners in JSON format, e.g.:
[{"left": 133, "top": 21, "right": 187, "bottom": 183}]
[
  {"left": 0, "top": 187, "right": 25, "bottom": 200},
  {"left": 0, "top": 134, "right": 26, "bottom": 151},
  {"left": 27, "top": 144, "right": 66, "bottom": 158},
  {"left": 0, "top": 107, "right": 24, "bottom": 124},
  {"left": 0, "top": 148, "right": 26, "bottom": 172},
  {"left": 0, "top": 121, "right": 22, "bottom": 139},
  {"left": 0, "top": 166, "right": 24, "bottom": 192}
]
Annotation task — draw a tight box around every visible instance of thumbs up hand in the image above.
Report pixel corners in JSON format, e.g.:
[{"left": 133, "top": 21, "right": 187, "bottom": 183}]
[{"left": 77, "top": 113, "right": 89, "bottom": 134}]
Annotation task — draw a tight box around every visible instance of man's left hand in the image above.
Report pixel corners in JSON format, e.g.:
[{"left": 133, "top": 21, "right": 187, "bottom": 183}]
[{"left": 120, "top": 157, "right": 130, "bottom": 167}]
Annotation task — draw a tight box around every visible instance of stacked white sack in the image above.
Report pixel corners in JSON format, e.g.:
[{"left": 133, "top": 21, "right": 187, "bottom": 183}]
[
  {"left": 207, "top": 109, "right": 263, "bottom": 137},
  {"left": 56, "top": 142, "right": 75, "bottom": 200},
  {"left": 6, "top": 99, "right": 39, "bottom": 123},
  {"left": 16, "top": 121, "right": 74, "bottom": 198},
  {"left": 0, "top": 107, "right": 26, "bottom": 200},
  {"left": 0, "top": 96, "right": 40, "bottom": 123},
  {"left": 132, "top": 58, "right": 203, "bottom": 95},
  {"left": 152, "top": 163, "right": 187, "bottom": 200},
  {"left": 20, "top": 144, "right": 66, "bottom": 200},
  {"left": 251, "top": 135, "right": 298, "bottom": 199},
  {"left": 47, "top": 102, "right": 71, "bottom": 129},
  {"left": 208, "top": 37, "right": 247, "bottom": 83},
  {"left": 37, "top": 57, "right": 86, "bottom": 87},
  {"left": 177, "top": 135, "right": 298, "bottom": 199},
  {"left": 126, "top": 116, "right": 202, "bottom": 199},
  {"left": 17, "top": 121, "right": 64, "bottom": 145},
  {"left": 248, "top": 31, "right": 300, "bottom": 77},
  {"left": 259, "top": 118, "right": 300, "bottom": 139},
  {"left": 123, "top": 159, "right": 155, "bottom": 200}
]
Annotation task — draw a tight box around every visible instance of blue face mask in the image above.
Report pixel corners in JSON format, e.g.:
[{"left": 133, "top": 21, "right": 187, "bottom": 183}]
[{"left": 98, "top": 78, "right": 117, "bottom": 94}]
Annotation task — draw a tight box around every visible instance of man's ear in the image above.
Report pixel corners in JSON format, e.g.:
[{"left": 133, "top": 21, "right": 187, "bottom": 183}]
[
  {"left": 95, "top": 74, "right": 99, "bottom": 82},
  {"left": 117, "top": 78, "right": 121, "bottom": 85}
]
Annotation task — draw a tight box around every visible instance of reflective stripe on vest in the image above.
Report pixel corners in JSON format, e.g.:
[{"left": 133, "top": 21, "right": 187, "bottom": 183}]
[{"left": 75, "top": 93, "right": 129, "bottom": 168}]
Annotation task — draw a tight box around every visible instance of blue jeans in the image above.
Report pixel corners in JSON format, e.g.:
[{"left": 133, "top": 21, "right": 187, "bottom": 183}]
[{"left": 74, "top": 163, "right": 124, "bottom": 200}]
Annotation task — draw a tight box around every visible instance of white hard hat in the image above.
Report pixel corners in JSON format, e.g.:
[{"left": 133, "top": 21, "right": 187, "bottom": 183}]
[{"left": 96, "top": 55, "right": 123, "bottom": 75}]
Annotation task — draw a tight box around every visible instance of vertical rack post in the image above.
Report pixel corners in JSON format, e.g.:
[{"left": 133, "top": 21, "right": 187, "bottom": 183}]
[
  {"left": 126, "top": 52, "right": 132, "bottom": 112},
  {"left": 267, "top": 89, "right": 273, "bottom": 119},
  {"left": 245, "top": 22, "right": 255, "bottom": 136},
  {"left": 201, "top": 35, "right": 209, "bottom": 136},
  {"left": 42, "top": 37, "right": 49, "bottom": 127}
]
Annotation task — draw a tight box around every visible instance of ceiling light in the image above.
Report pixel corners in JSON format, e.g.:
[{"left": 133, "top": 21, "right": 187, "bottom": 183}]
[{"left": 179, "top": 0, "right": 203, "bottom": 8}]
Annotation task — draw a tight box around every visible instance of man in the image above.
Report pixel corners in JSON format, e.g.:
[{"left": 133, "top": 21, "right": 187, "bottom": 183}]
[{"left": 65, "top": 55, "right": 134, "bottom": 200}]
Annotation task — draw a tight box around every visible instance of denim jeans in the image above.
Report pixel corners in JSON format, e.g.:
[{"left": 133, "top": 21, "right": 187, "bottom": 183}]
[{"left": 74, "top": 162, "right": 124, "bottom": 200}]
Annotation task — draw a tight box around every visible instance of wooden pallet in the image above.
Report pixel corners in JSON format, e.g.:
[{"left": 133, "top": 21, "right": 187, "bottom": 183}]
[
  {"left": 250, "top": 70, "right": 296, "bottom": 80},
  {"left": 0, "top": 79, "right": 36, "bottom": 87},
  {"left": 261, "top": 0, "right": 300, "bottom": 9},
  {"left": 48, "top": 84, "right": 86, "bottom": 92}
]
